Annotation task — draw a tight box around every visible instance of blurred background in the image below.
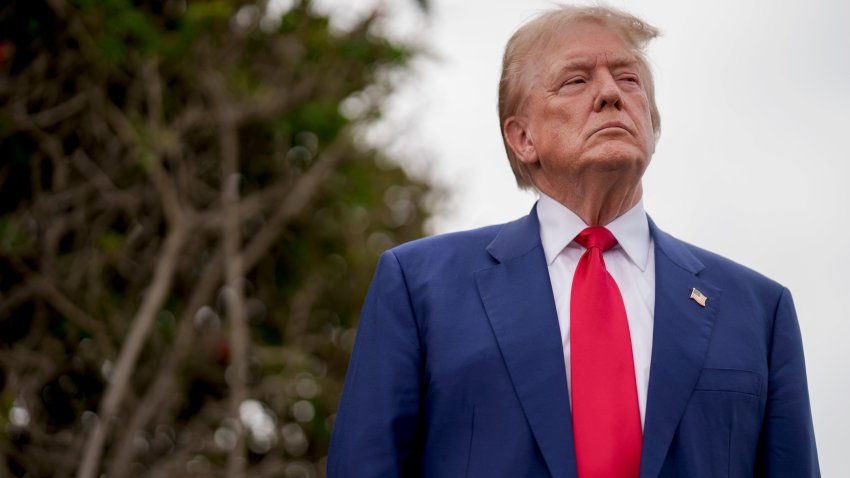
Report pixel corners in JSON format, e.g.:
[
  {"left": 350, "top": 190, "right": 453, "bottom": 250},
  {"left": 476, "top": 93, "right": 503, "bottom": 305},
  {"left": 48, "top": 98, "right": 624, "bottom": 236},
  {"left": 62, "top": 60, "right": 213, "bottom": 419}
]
[
  {"left": 1, "top": 0, "right": 847, "bottom": 477},
  {"left": 1, "top": 0, "right": 432, "bottom": 476}
]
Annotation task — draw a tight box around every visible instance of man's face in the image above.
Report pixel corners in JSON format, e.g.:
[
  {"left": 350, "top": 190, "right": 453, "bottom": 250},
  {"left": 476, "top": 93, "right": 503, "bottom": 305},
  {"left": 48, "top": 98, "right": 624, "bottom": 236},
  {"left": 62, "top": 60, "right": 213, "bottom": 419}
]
[{"left": 506, "top": 21, "right": 655, "bottom": 191}]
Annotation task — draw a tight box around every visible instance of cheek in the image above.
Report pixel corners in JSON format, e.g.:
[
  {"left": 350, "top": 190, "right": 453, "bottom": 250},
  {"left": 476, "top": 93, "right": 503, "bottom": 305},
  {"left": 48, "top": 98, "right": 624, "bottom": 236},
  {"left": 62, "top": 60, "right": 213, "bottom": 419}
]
[
  {"left": 539, "top": 106, "right": 579, "bottom": 136},
  {"left": 536, "top": 121, "right": 575, "bottom": 152},
  {"left": 631, "top": 100, "right": 654, "bottom": 141},
  {"left": 642, "top": 111, "right": 656, "bottom": 146}
]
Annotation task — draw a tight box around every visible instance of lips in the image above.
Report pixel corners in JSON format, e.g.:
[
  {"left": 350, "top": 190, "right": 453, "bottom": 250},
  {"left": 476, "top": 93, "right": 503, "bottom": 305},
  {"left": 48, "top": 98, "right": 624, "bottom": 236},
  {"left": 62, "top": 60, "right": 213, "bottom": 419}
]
[{"left": 592, "top": 121, "right": 631, "bottom": 135}]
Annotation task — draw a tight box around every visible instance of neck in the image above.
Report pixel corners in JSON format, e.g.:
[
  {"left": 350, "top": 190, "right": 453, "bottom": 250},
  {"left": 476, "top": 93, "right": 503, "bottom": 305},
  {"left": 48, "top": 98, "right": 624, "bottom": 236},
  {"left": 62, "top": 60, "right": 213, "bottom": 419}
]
[{"left": 540, "top": 178, "right": 643, "bottom": 226}]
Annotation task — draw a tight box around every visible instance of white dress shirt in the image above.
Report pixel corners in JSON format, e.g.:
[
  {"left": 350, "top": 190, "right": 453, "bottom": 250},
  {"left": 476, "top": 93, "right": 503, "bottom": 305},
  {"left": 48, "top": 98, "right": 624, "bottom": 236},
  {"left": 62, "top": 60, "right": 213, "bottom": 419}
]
[{"left": 537, "top": 192, "right": 655, "bottom": 428}]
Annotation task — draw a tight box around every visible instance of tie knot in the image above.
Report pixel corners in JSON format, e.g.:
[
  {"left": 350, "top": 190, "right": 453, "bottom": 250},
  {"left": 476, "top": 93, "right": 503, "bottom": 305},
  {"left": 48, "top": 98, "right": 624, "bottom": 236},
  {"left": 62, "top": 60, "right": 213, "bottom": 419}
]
[{"left": 574, "top": 226, "right": 618, "bottom": 252}]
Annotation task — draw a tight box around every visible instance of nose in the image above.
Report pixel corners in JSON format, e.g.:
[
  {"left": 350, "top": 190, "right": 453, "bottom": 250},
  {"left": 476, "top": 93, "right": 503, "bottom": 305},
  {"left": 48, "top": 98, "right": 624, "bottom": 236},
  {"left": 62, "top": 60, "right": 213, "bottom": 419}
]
[{"left": 593, "top": 73, "right": 622, "bottom": 111}]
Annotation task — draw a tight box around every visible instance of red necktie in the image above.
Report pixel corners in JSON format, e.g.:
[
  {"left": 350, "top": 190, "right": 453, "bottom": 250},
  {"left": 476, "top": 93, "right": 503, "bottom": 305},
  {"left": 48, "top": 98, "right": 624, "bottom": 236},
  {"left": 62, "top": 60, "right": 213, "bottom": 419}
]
[{"left": 571, "top": 226, "right": 642, "bottom": 477}]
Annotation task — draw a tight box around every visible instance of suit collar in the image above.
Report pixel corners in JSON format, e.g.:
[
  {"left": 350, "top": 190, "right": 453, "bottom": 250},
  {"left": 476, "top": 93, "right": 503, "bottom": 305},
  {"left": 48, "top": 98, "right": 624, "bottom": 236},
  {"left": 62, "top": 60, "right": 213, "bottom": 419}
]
[
  {"left": 485, "top": 206, "right": 704, "bottom": 272},
  {"left": 485, "top": 203, "right": 543, "bottom": 263},
  {"left": 648, "top": 216, "right": 705, "bottom": 275}
]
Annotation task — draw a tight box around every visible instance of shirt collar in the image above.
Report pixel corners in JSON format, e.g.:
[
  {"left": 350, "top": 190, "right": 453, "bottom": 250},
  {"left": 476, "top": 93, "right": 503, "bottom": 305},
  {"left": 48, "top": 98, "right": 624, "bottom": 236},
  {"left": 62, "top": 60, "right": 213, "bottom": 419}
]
[{"left": 537, "top": 192, "right": 651, "bottom": 271}]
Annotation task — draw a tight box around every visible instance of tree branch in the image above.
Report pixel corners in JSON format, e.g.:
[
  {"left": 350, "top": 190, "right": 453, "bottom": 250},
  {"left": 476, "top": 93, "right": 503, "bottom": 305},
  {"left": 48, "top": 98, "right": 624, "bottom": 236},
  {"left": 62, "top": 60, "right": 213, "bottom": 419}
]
[
  {"left": 242, "top": 134, "right": 349, "bottom": 271},
  {"left": 204, "top": 67, "right": 251, "bottom": 477},
  {"left": 75, "top": 223, "right": 189, "bottom": 478},
  {"left": 0, "top": 284, "right": 34, "bottom": 320},
  {"left": 106, "top": 253, "right": 224, "bottom": 476},
  {"left": 21, "top": 273, "right": 115, "bottom": 359},
  {"left": 27, "top": 92, "right": 88, "bottom": 129}
]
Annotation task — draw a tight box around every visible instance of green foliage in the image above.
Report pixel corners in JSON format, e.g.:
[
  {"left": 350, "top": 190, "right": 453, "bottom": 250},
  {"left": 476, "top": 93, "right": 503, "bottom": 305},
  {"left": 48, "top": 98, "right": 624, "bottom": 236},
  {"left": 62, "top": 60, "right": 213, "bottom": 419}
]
[
  {"left": 288, "top": 101, "right": 348, "bottom": 143},
  {"left": 0, "top": 216, "right": 29, "bottom": 249},
  {"left": 0, "top": 0, "right": 432, "bottom": 476},
  {"left": 97, "top": 0, "right": 161, "bottom": 62}
]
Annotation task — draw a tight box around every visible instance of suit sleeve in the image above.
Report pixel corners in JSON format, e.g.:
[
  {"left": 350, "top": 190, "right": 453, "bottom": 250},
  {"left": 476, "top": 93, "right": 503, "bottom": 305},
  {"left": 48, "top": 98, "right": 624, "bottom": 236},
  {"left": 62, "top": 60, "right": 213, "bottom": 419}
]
[
  {"left": 328, "top": 250, "right": 423, "bottom": 477},
  {"left": 756, "top": 288, "right": 820, "bottom": 477}
]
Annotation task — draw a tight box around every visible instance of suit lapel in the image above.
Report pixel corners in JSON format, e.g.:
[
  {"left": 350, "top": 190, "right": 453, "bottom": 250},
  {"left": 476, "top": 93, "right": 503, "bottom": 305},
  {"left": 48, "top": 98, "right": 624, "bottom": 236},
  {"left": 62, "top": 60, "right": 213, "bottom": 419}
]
[
  {"left": 639, "top": 220, "right": 722, "bottom": 478},
  {"left": 475, "top": 208, "right": 577, "bottom": 478}
]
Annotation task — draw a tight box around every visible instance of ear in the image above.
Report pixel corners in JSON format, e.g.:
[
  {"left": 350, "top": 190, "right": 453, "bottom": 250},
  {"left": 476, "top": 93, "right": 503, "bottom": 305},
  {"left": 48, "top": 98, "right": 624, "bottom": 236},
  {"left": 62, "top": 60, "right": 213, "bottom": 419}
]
[{"left": 503, "top": 116, "right": 538, "bottom": 166}]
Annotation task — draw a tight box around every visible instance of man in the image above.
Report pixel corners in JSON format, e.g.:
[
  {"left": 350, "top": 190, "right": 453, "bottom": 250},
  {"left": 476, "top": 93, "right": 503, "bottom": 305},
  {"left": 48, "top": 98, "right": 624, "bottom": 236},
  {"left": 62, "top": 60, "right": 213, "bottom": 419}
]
[{"left": 328, "top": 5, "right": 819, "bottom": 478}]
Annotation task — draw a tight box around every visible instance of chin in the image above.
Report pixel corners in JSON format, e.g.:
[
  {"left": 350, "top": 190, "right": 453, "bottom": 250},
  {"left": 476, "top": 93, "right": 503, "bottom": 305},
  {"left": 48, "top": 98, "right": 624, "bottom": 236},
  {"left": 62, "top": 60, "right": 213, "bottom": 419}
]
[{"left": 586, "top": 150, "right": 646, "bottom": 173}]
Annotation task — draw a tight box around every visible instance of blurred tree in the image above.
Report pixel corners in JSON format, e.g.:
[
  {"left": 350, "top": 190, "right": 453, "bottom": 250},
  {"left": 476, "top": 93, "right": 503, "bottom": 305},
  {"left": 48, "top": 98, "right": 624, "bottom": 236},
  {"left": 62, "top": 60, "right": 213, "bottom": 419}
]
[{"left": 0, "top": 0, "right": 432, "bottom": 476}]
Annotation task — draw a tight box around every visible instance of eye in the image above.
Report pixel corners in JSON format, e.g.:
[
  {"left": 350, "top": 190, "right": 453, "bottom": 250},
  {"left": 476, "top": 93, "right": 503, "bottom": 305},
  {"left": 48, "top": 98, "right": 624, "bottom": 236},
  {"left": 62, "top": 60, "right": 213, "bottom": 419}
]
[
  {"left": 618, "top": 74, "right": 640, "bottom": 85},
  {"left": 558, "top": 77, "right": 586, "bottom": 91}
]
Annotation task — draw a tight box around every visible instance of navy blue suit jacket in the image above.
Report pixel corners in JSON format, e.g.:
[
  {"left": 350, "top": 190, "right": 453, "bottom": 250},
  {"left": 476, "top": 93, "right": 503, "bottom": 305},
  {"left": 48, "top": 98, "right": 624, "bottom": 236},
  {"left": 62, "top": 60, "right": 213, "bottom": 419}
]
[{"left": 328, "top": 207, "right": 819, "bottom": 477}]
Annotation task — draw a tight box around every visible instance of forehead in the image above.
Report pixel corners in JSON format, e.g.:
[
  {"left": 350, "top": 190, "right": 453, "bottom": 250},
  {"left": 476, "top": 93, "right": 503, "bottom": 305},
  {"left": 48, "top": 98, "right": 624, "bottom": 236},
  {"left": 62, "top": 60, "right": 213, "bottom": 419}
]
[{"left": 535, "top": 21, "right": 637, "bottom": 72}]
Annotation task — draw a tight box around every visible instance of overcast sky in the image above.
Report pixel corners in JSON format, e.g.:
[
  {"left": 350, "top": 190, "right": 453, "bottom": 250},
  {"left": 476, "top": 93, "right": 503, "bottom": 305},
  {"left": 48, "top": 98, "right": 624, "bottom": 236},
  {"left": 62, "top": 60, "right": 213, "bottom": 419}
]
[{"left": 317, "top": 0, "right": 850, "bottom": 473}]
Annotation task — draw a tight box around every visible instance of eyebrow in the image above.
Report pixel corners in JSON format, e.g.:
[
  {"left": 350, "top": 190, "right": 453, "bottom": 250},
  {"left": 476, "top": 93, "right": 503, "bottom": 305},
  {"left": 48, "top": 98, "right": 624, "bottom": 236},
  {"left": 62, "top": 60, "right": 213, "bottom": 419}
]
[{"left": 551, "top": 53, "right": 640, "bottom": 77}]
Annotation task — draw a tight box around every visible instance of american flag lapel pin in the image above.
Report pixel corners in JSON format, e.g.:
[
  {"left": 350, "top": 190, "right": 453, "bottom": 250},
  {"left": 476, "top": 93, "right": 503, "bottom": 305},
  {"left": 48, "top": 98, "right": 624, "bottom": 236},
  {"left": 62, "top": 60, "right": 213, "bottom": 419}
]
[{"left": 690, "top": 288, "right": 707, "bottom": 307}]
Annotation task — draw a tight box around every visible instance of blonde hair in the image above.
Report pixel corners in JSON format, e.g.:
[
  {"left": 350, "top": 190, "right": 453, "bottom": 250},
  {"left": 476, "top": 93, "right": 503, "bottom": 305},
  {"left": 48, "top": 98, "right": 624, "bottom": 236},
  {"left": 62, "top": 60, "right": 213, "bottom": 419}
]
[{"left": 498, "top": 5, "right": 662, "bottom": 189}]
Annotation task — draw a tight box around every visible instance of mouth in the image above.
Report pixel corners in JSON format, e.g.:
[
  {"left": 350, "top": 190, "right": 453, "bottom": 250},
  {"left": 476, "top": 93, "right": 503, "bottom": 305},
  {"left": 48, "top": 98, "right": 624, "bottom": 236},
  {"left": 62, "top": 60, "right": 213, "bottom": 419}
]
[{"left": 591, "top": 121, "right": 632, "bottom": 136}]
